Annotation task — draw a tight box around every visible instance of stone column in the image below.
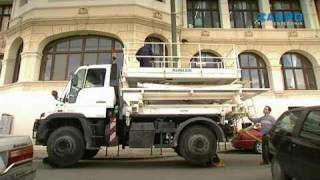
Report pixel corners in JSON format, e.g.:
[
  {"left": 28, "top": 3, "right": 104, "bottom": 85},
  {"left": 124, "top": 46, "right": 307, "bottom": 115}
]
[
  {"left": 314, "top": 66, "right": 320, "bottom": 90},
  {"left": 18, "top": 52, "right": 42, "bottom": 82},
  {"left": 299, "top": 0, "right": 319, "bottom": 29},
  {"left": 219, "top": 0, "right": 231, "bottom": 29},
  {"left": 181, "top": 0, "right": 188, "bottom": 28},
  {"left": 258, "top": 0, "right": 274, "bottom": 29},
  {"left": 0, "top": 58, "right": 16, "bottom": 85},
  {"left": 269, "top": 65, "right": 285, "bottom": 92}
]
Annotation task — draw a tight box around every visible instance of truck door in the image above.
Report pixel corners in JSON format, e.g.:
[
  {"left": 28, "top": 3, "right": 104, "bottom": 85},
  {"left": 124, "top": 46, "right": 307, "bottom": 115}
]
[{"left": 65, "top": 67, "right": 116, "bottom": 118}]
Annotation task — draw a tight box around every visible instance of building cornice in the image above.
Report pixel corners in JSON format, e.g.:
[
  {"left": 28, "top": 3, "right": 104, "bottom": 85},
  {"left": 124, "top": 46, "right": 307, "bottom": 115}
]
[
  {"left": 181, "top": 28, "right": 320, "bottom": 45},
  {"left": 5, "top": 15, "right": 178, "bottom": 37},
  {"left": 11, "top": 3, "right": 172, "bottom": 21}
]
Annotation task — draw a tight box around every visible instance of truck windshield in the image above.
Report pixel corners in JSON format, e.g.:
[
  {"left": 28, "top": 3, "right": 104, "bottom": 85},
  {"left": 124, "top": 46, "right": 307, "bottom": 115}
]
[{"left": 68, "top": 69, "right": 86, "bottom": 103}]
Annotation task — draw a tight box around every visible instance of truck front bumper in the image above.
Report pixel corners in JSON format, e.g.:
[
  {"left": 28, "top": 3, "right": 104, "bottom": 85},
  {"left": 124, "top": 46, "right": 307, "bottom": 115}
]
[
  {"left": 32, "top": 119, "right": 49, "bottom": 145},
  {"left": 0, "top": 162, "right": 36, "bottom": 180},
  {"left": 32, "top": 119, "right": 40, "bottom": 139}
]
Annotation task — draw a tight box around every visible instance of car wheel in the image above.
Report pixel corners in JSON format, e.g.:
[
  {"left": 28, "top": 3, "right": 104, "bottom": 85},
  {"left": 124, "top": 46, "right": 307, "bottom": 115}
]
[
  {"left": 82, "top": 149, "right": 100, "bottom": 159},
  {"left": 179, "top": 125, "right": 217, "bottom": 166},
  {"left": 271, "top": 157, "right": 292, "bottom": 180},
  {"left": 47, "top": 126, "right": 85, "bottom": 167},
  {"left": 254, "top": 141, "right": 263, "bottom": 154}
]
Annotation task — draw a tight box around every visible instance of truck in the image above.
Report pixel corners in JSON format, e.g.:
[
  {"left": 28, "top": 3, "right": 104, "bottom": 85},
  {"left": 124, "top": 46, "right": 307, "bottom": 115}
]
[{"left": 33, "top": 42, "right": 265, "bottom": 167}]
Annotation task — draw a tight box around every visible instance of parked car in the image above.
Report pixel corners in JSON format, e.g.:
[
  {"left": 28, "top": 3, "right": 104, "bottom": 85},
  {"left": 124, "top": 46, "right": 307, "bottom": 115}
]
[
  {"left": 268, "top": 106, "right": 320, "bottom": 180},
  {"left": 0, "top": 135, "right": 36, "bottom": 180},
  {"left": 231, "top": 125, "right": 263, "bottom": 154}
]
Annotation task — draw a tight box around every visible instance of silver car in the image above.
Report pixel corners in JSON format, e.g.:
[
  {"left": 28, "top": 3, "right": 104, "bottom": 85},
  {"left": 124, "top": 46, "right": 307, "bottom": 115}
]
[{"left": 0, "top": 135, "right": 36, "bottom": 180}]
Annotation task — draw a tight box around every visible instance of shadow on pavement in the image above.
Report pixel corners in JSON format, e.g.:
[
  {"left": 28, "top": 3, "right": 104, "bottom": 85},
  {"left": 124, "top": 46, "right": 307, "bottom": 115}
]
[
  {"left": 220, "top": 149, "right": 259, "bottom": 155},
  {"left": 38, "top": 157, "right": 209, "bottom": 170}
]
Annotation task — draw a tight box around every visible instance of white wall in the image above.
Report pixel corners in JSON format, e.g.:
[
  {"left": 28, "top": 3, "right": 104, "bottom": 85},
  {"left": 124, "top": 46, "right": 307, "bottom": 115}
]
[{"left": 0, "top": 82, "right": 67, "bottom": 136}]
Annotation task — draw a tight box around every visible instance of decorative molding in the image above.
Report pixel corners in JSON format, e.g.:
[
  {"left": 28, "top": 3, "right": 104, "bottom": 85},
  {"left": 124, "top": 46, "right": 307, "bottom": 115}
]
[
  {"left": 288, "top": 30, "right": 298, "bottom": 38},
  {"left": 6, "top": 16, "right": 175, "bottom": 37},
  {"left": 244, "top": 30, "right": 253, "bottom": 37},
  {"left": 153, "top": 11, "right": 163, "bottom": 20},
  {"left": 201, "top": 30, "right": 210, "bottom": 37},
  {"left": 78, "top": 7, "right": 88, "bottom": 15},
  {"left": 20, "top": 52, "right": 43, "bottom": 60}
]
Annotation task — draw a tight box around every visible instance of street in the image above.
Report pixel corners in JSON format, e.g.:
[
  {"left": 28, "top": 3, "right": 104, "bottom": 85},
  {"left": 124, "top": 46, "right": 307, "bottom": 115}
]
[{"left": 34, "top": 148, "right": 271, "bottom": 180}]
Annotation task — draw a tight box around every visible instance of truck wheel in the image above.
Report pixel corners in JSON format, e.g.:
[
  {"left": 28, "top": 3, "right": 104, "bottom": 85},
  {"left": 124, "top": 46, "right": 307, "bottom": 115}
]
[
  {"left": 179, "top": 125, "right": 217, "bottom": 166},
  {"left": 47, "top": 126, "right": 85, "bottom": 167},
  {"left": 82, "top": 149, "right": 100, "bottom": 159}
]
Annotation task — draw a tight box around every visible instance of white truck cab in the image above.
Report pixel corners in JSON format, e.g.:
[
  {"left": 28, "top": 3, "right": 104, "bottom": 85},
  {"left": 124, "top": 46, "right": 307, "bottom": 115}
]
[{"left": 55, "top": 65, "right": 116, "bottom": 118}]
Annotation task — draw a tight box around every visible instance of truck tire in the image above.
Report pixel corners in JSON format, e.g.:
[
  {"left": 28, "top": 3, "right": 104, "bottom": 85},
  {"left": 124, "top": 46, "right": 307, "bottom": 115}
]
[
  {"left": 82, "top": 149, "right": 100, "bottom": 159},
  {"left": 179, "top": 125, "right": 217, "bottom": 166},
  {"left": 47, "top": 126, "right": 85, "bottom": 167}
]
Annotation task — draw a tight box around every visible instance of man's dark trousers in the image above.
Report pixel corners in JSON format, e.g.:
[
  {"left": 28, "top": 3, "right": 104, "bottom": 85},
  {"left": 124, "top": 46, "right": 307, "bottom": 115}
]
[{"left": 262, "top": 135, "right": 270, "bottom": 164}]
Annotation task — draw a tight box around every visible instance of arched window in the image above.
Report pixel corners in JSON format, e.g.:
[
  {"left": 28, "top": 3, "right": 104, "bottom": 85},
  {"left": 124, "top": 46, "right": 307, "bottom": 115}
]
[
  {"left": 281, "top": 53, "right": 317, "bottom": 90},
  {"left": 145, "top": 36, "right": 168, "bottom": 67},
  {"left": 191, "top": 51, "right": 222, "bottom": 68},
  {"left": 40, "top": 35, "right": 123, "bottom": 81},
  {"left": 239, "top": 53, "right": 269, "bottom": 88},
  {"left": 13, "top": 44, "right": 23, "bottom": 83}
]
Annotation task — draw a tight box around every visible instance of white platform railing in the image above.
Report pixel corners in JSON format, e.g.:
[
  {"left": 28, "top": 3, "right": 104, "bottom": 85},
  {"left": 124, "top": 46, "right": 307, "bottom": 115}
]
[{"left": 123, "top": 42, "right": 240, "bottom": 71}]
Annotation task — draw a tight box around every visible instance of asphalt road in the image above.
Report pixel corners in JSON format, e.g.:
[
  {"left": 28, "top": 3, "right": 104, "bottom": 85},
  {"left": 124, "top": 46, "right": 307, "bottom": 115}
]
[{"left": 34, "top": 149, "right": 272, "bottom": 180}]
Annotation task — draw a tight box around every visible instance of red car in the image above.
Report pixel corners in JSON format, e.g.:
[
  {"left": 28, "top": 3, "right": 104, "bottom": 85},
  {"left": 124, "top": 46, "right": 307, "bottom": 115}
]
[{"left": 231, "top": 125, "right": 263, "bottom": 154}]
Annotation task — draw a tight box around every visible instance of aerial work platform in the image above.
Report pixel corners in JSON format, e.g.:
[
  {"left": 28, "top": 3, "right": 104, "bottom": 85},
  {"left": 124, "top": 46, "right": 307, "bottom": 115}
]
[
  {"left": 122, "top": 42, "right": 241, "bottom": 86},
  {"left": 120, "top": 42, "right": 269, "bottom": 117}
]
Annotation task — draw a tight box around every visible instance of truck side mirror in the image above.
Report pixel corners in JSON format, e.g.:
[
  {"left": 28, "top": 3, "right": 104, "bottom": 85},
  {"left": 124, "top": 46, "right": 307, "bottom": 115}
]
[
  {"left": 51, "top": 90, "right": 58, "bottom": 100},
  {"left": 71, "top": 75, "right": 78, "bottom": 86}
]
